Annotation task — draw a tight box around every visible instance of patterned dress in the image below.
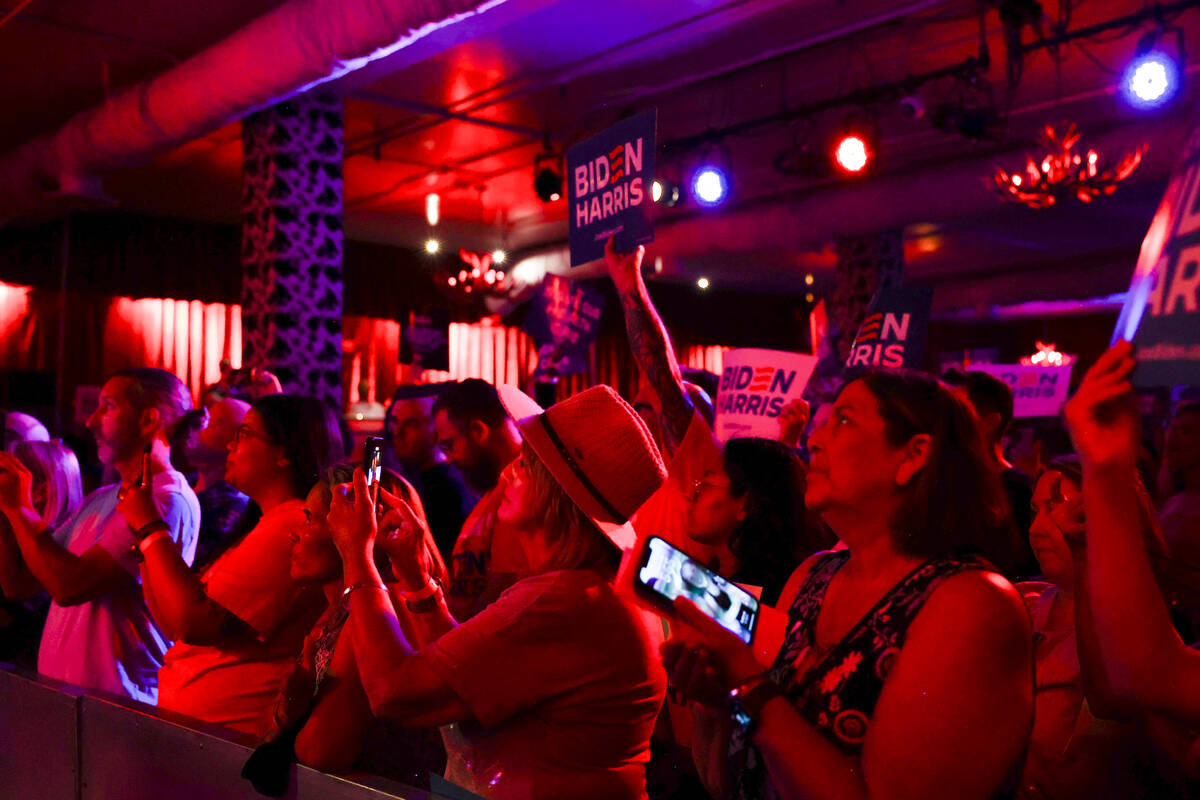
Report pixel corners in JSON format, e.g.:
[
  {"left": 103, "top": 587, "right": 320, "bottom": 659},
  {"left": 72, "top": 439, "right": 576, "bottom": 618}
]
[{"left": 734, "top": 550, "right": 996, "bottom": 800}]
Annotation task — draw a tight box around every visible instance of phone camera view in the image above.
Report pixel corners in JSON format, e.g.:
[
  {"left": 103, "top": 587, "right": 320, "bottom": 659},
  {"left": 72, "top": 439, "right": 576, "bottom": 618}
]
[
  {"left": 364, "top": 437, "right": 384, "bottom": 487},
  {"left": 638, "top": 537, "right": 758, "bottom": 643}
]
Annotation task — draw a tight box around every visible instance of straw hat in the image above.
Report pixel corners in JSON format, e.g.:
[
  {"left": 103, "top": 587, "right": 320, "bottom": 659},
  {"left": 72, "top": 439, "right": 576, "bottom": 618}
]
[{"left": 498, "top": 384, "right": 666, "bottom": 551}]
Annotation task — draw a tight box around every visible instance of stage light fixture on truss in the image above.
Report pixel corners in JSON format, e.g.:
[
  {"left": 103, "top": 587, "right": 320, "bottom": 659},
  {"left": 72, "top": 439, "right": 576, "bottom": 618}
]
[
  {"left": 533, "top": 147, "right": 563, "bottom": 203},
  {"left": 831, "top": 114, "right": 877, "bottom": 175},
  {"left": 652, "top": 179, "right": 682, "bottom": 206},
  {"left": 1122, "top": 26, "right": 1184, "bottom": 109},
  {"left": 689, "top": 144, "right": 733, "bottom": 208}
]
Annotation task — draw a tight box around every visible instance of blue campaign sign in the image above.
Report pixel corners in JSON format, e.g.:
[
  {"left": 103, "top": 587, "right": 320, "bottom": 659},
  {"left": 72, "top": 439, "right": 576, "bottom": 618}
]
[
  {"left": 844, "top": 285, "right": 934, "bottom": 370},
  {"left": 522, "top": 275, "right": 606, "bottom": 378},
  {"left": 1112, "top": 122, "right": 1200, "bottom": 386},
  {"left": 567, "top": 110, "right": 656, "bottom": 267}
]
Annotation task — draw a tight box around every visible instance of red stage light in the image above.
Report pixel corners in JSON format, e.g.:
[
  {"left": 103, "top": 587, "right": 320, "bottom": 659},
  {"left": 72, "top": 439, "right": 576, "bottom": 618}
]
[{"left": 834, "top": 135, "right": 869, "bottom": 173}]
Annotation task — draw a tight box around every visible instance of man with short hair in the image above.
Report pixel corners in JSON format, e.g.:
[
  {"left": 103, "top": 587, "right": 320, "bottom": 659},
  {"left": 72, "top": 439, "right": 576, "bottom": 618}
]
[
  {"left": 386, "top": 386, "right": 477, "bottom": 562},
  {"left": 944, "top": 368, "right": 1036, "bottom": 579},
  {"left": 186, "top": 397, "right": 251, "bottom": 567},
  {"left": 432, "top": 379, "right": 526, "bottom": 619},
  {"left": 0, "top": 368, "right": 199, "bottom": 702}
]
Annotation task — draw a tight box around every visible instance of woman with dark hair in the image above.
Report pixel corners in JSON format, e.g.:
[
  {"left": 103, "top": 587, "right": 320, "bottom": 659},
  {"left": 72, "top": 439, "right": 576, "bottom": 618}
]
[
  {"left": 665, "top": 370, "right": 1033, "bottom": 800},
  {"left": 118, "top": 393, "right": 343, "bottom": 735},
  {"left": 241, "top": 462, "right": 449, "bottom": 793},
  {"left": 688, "top": 437, "right": 828, "bottom": 606},
  {"left": 1016, "top": 454, "right": 1170, "bottom": 799},
  {"left": 326, "top": 384, "right": 668, "bottom": 800}
]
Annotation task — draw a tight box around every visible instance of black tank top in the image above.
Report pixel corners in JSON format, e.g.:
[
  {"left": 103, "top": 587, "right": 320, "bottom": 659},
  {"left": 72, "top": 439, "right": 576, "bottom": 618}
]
[{"left": 734, "top": 550, "right": 1001, "bottom": 799}]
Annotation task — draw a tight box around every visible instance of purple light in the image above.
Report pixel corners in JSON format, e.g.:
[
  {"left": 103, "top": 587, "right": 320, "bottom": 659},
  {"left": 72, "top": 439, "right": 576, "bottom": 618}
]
[{"left": 692, "top": 167, "right": 728, "bottom": 207}]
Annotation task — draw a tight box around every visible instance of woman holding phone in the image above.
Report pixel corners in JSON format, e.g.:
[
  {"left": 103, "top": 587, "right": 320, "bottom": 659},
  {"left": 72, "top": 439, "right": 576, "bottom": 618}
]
[
  {"left": 664, "top": 370, "right": 1033, "bottom": 800},
  {"left": 327, "top": 384, "right": 668, "bottom": 800},
  {"left": 118, "top": 393, "right": 342, "bottom": 736}
]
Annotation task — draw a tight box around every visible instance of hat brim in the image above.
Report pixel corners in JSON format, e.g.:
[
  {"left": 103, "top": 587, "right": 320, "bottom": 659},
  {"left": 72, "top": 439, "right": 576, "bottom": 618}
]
[
  {"left": 497, "top": 384, "right": 636, "bottom": 549},
  {"left": 497, "top": 384, "right": 544, "bottom": 427}
]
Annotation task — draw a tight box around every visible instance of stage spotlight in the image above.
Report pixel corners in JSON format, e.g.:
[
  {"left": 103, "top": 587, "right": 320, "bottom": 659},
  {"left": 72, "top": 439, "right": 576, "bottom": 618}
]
[
  {"left": 534, "top": 148, "right": 563, "bottom": 202},
  {"left": 492, "top": 249, "right": 507, "bottom": 265},
  {"left": 833, "top": 134, "right": 870, "bottom": 173},
  {"left": 425, "top": 193, "right": 440, "bottom": 226},
  {"left": 652, "top": 179, "right": 681, "bottom": 206},
  {"left": 692, "top": 167, "right": 728, "bottom": 207},
  {"left": 697, "top": 277, "right": 711, "bottom": 290},
  {"left": 1122, "top": 32, "right": 1181, "bottom": 109},
  {"left": 534, "top": 167, "right": 562, "bottom": 202},
  {"left": 425, "top": 238, "right": 440, "bottom": 254}
]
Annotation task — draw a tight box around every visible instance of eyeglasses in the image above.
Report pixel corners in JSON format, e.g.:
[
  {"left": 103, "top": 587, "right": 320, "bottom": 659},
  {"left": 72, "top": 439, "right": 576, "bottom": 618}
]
[
  {"left": 691, "top": 473, "right": 731, "bottom": 499},
  {"left": 233, "top": 425, "right": 274, "bottom": 446}
]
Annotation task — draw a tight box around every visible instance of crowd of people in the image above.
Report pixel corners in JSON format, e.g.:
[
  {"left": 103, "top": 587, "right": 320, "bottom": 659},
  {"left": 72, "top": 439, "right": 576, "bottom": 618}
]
[{"left": 0, "top": 243, "right": 1198, "bottom": 800}]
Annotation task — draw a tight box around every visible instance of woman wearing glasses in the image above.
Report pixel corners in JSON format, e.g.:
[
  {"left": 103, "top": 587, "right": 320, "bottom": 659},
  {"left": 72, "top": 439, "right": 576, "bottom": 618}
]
[{"left": 118, "top": 393, "right": 343, "bottom": 736}]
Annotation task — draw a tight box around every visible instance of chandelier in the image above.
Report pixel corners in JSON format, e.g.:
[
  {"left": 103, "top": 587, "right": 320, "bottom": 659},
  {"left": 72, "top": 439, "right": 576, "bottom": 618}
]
[
  {"left": 993, "top": 123, "right": 1146, "bottom": 209},
  {"left": 1020, "top": 341, "right": 1076, "bottom": 367},
  {"left": 441, "top": 249, "right": 509, "bottom": 298}
]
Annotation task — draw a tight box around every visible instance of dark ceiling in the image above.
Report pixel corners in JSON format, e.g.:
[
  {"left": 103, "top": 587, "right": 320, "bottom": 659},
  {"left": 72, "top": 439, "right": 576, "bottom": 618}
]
[{"left": 3, "top": 0, "right": 1199, "bottom": 311}]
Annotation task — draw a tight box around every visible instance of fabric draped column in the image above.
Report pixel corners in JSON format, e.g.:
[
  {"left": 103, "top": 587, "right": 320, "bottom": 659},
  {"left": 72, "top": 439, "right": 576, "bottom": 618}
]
[
  {"left": 830, "top": 229, "right": 905, "bottom": 363},
  {"left": 240, "top": 92, "right": 345, "bottom": 409}
]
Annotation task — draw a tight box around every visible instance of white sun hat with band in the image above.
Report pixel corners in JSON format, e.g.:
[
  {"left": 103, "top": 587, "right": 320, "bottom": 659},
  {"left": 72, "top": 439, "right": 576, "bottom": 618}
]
[{"left": 497, "top": 384, "right": 666, "bottom": 551}]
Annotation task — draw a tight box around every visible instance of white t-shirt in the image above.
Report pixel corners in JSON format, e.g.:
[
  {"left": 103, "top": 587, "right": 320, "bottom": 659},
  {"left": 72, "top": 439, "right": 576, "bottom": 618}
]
[{"left": 38, "top": 468, "right": 199, "bottom": 703}]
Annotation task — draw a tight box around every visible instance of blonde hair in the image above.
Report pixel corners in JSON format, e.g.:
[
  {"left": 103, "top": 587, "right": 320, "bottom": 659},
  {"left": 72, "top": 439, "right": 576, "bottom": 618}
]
[
  {"left": 14, "top": 441, "right": 83, "bottom": 528},
  {"left": 521, "top": 443, "right": 620, "bottom": 575}
]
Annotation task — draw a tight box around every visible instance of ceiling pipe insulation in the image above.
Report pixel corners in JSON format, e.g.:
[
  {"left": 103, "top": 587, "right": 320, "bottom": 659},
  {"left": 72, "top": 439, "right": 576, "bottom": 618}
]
[{"left": 0, "top": 0, "right": 530, "bottom": 225}]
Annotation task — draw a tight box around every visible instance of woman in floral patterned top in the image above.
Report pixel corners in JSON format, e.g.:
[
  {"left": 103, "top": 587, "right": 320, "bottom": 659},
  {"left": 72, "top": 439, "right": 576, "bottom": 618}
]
[{"left": 664, "top": 370, "right": 1034, "bottom": 800}]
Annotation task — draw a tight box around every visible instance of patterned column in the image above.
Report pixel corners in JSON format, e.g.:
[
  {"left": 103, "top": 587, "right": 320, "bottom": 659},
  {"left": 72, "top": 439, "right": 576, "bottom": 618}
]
[
  {"left": 240, "top": 92, "right": 344, "bottom": 409},
  {"left": 830, "top": 229, "right": 904, "bottom": 363}
]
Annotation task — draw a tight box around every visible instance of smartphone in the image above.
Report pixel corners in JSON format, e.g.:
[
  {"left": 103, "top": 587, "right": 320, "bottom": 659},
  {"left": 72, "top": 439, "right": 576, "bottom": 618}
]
[
  {"left": 362, "top": 436, "right": 385, "bottom": 509},
  {"left": 634, "top": 535, "right": 760, "bottom": 644}
]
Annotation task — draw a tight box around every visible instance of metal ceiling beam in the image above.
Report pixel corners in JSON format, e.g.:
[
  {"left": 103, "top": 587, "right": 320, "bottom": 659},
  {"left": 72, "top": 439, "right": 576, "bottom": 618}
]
[{"left": 351, "top": 90, "right": 547, "bottom": 139}]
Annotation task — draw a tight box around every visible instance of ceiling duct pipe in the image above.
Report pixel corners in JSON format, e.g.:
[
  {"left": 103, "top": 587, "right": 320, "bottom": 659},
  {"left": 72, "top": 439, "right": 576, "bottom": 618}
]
[{"left": 0, "top": 0, "right": 511, "bottom": 225}]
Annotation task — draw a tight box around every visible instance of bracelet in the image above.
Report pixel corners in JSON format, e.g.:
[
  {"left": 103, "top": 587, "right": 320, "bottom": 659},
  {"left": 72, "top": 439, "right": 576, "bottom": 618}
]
[
  {"left": 342, "top": 581, "right": 387, "bottom": 601},
  {"left": 134, "top": 520, "right": 170, "bottom": 542},
  {"left": 405, "top": 591, "right": 445, "bottom": 614},
  {"left": 728, "top": 671, "right": 772, "bottom": 699},
  {"left": 397, "top": 575, "right": 441, "bottom": 601},
  {"left": 138, "top": 529, "right": 174, "bottom": 554}
]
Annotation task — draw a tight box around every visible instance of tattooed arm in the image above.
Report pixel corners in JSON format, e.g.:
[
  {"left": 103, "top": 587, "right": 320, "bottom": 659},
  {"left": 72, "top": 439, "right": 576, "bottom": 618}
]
[{"left": 604, "top": 238, "right": 694, "bottom": 450}]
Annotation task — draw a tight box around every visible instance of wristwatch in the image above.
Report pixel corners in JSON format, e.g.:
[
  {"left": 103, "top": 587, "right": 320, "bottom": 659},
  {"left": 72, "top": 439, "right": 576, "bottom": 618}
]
[{"left": 729, "top": 675, "right": 784, "bottom": 737}]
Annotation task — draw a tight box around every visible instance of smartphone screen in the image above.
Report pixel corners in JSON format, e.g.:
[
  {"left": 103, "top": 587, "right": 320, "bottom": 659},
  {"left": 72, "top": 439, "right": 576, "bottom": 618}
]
[
  {"left": 363, "top": 436, "right": 384, "bottom": 488},
  {"left": 635, "top": 535, "right": 759, "bottom": 644}
]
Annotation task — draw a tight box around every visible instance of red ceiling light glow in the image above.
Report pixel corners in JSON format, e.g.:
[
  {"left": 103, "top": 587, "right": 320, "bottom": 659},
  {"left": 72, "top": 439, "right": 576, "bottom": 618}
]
[
  {"left": 831, "top": 114, "right": 877, "bottom": 175},
  {"left": 834, "top": 135, "right": 869, "bottom": 173}
]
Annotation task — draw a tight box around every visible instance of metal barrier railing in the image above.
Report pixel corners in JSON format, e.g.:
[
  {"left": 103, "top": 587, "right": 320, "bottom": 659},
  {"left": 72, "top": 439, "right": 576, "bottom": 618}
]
[{"left": 0, "top": 664, "right": 430, "bottom": 800}]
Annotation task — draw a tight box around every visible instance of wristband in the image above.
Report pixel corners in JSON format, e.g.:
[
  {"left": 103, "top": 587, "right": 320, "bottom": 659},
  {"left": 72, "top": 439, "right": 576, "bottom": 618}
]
[
  {"left": 342, "top": 581, "right": 387, "bottom": 601},
  {"left": 138, "top": 529, "right": 174, "bottom": 554},
  {"left": 397, "top": 575, "right": 440, "bottom": 601},
  {"left": 134, "top": 520, "right": 171, "bottom": 541},
  {"left": 405, "top": 590, "right": 445, "bottom": 614}
]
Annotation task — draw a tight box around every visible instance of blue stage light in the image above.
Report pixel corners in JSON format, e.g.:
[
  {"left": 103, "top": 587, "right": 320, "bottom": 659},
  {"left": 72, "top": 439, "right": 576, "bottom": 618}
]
[
  {"left": 691, "top": 167, "right": 728, "bottom": 207},
  {"left": 1122, "top": 48, "right": 1180, "bottom": 109}
]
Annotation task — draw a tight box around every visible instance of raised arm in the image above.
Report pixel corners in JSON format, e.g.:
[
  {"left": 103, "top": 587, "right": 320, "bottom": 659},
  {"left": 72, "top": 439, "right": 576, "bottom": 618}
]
[
  {"left": 376, "top": 485, "right": 457, "bottom": 648},
  {"left": 117, "top": 456, "right": 252, "bottom": 645},
  {"left": 329, "top": 469, "right": 472, "bottom": 727},
  {"left": 1064, "top": 341, "right": 1200, "bottom": 720},
  {"left": 604, "top": 239, "right": 694, "bottom": 449},
  {"left": 0, "top": 452, "right": 134, "bottom": 606}
]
